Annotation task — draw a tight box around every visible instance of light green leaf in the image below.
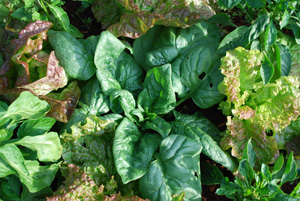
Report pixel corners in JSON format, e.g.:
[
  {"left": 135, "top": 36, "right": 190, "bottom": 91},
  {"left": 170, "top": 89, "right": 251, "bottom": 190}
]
[
  {"left": 13, "top": 132, "right": 62, "bottom": 162},
  {"left": 144, "top": 116, "right": 172, "bottom": 138},
  {"left": 0, "top": 129, "right": 13, "bottom": 142},
  {"left": 3, "top": 91, "right": 50, "bottom": 122},
  {"left": 0, "top": 144, "right": 59, "bottom": 193},
  {"left": 139, "top": 134, "right": 202, "bottom": 201}
]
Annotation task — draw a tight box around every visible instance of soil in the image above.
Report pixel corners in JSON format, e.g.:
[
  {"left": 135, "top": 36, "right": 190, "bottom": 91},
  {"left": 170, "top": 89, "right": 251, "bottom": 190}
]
[{"left": 62, "top": 1, "right": 299, "bottom": 200}]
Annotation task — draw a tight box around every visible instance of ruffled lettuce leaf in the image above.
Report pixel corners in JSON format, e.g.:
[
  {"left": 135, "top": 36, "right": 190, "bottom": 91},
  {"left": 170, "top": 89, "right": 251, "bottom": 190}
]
[
  {"left": 48, "top": 164, "right": 148, "bottom": 201},
  {"left": 91, "top": 0, "right": 217, "bottom": 38},
  {"left": 60, "top": 115, "right": 118, "bottom": 185},
  {"left": 0, "top": 21, "right": 53, "bottom": 93},
  {"left": 19, "top": 51, "right": 68, "bottom": 95},
  {"left": 219, "top": 47, "right": 300, "bottom": 165},
  {"left": 40, "top": 81, "right": 81, "bottom": 123}
]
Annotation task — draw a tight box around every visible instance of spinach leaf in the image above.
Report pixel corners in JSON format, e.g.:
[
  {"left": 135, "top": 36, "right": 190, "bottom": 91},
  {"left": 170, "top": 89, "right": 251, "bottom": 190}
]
[
  {"left": 137, "top": 64, "right": 176, "bottom": 115},
  {"left": 48, "top": 30, "right": 96, "bottom": 80},
  {"left": 113, "top": 118, "right": 161, "bottom": 184},
  {"left": 139, "top": 134, "right": 202, "bottom": 201},
  {"left": 172, "top": 111, "right": 238, "bottom": 172}
]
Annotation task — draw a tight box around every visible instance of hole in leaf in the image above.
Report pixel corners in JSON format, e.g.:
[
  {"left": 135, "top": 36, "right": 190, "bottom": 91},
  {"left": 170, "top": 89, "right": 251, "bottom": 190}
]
[
  {"left": 187, "top": 56, "right": 190, "bottom": 59},
  {"left": 194, "top": 172, "right": 199, "bottom": 178},
  {"left": 266, "top": 130, "right": 273, "bottom": 136},
  {"left": 199, "top": 72, "right": 206, "bottom": 80},
  {"left": 209, "top": 83, "right": 213, "bottom": 88}
]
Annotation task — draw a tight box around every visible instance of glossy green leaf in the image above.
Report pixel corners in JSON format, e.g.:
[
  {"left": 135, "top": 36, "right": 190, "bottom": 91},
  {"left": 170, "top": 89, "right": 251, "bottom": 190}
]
[
  {"left": 144, "top": 116, "right": 172, "bottom": 138},
  {"left": 291, "top": 19, "right": 300, "bottom": 45},
  {"left": 138, "top": 64, "right": 176, "bottom": 114},
  {"left": 172, "top": 111, "right": 237, "bottom": 172},
  {"left": 110, "top": 89, "right": 136, "bottom": 121},
  {"left": 46, "top": 3, "right": 83, "bottom": 38},
  {"left": 218, "top": 14, "right": 270, "bottom": 55},
  {"left": 78, "top": 77, "right": 109, "bottom": 116},
  {"left": 280, "top": 9, "right": 290, "bottom": 29},
  {"left": 139, "top": 134, "right": 202, "bottom": 201},
  {"left": 48, "top": 30, "right": 96, "bottom": 80},
  {"left": 2, "top": 91, "right": 50, "bottom": 121},
  {"left": 264, "top": 21, "right": 277, "bottom": 47},
  {"left": 239, "top": 159, "right": 254, "bottom": 187},
  {"left": 113, "top": 118, "right": 161, "bottom": 184},
  {"left": 13, "top": 132, "right": 62, "bottom": 162},
  {"left": 280, "top": 152, "right": 298, "bottom": 186},
  {"left": 275, "top": 43, "right": 291, "bottom": 77}
]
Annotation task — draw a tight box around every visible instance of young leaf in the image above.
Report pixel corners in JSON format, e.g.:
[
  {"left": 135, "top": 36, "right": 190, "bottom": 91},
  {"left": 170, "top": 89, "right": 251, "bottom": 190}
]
[
  {"left": 113, "top": 118, "right": 161, "bottom": 184},
  {"left": 242, "top": 138, "right": 256, "bottom": 168},
  {"left": 260, "top": 56, "right": 274, "bottom": 84},
  {"left": 139, "top": 134, "right": 202, "bottom": 201},
  {"left": 280, "top": 152, "right": 298, "bottom": 186},
  {"left": 138, "top": 64, "right": 176, "bottom": 114}
]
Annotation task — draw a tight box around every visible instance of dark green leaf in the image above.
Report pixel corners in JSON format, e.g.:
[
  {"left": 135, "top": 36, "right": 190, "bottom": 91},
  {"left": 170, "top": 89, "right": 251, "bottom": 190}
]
[
  {"left": 275, "top": 43, "right": 291, "bottom": 77},
  {"left": 239, "top": 159, "right": 255, "bottom": 187},
  {"left": 139, "top": 134, "right": 202, "bottom": 201},
  {"left": 246, "top": 0, "right": 265, "bottom": 8},
  {"left": 172, "top": 111, "right": 238, "bottom": 172},
  {"left": 144, "top": 116, "right": 172, "bottom": 138},
  {"left": 78, "top": 77, "right": 109, "bottom": 116},
  {"left": 17, "top": 117, "right": 56, "bottom": 138},
  {"left": 207, "top": 12, "right": 237, "bottom": 27},
  {"left": 242, "top": 139, "right": 256, "bottom": 169},
  {"left": 137, "top": 64, "right": 176, "bottom": 114},
  {"left": 291, "top": 19, "right": 300, "bottom": 45},
  {"left": 48, "top": 30, "right": 96, "bottom": 80},
  {"left": 113, "top": 118, "right": 161, "bottom": 184},
  {"left": 264, "top": 21, "right": 277, "bottom": 47},
  {"left": 280, "top": 152, "right": 298, "bottom": 185}
]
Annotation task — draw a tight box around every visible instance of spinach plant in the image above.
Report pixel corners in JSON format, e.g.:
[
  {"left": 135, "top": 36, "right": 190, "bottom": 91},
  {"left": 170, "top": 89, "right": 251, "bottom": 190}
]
[{"left": 216, "top": 139, "right": 300, "bottom": 200}]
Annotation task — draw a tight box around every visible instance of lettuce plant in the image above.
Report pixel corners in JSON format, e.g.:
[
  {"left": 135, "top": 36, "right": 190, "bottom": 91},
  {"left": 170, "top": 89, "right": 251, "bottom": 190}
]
[
  {"left": 216, "top": 139, "right": 300, "bottom": 200},
  {"left": 91, "top": 0, "right": 218, "bottom": 38},
  {"left": 219, "top": 47, "right": 300, "bottom": 166}
]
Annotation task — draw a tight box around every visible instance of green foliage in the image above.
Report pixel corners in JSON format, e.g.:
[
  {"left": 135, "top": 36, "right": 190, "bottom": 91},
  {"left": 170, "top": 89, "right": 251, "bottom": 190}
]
[
  {"left": 0, "top": 91, "right": 61, "bottom": 193},
  {"left": 216, "top": 139, "right": 300, "bottom": 200}
]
